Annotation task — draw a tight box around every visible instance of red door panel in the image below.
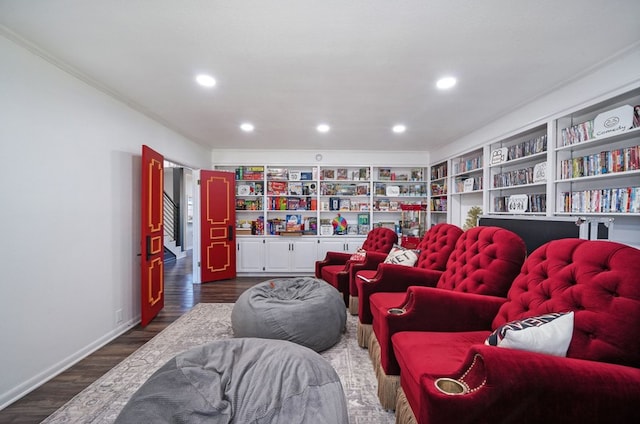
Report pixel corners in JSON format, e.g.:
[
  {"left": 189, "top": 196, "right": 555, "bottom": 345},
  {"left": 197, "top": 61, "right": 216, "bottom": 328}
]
[
  {"left": 141, "top": 145, "right": 164, "bottom": 326},
  {"left": 200, "top": 170, "right": 236, "bottom": 282}
]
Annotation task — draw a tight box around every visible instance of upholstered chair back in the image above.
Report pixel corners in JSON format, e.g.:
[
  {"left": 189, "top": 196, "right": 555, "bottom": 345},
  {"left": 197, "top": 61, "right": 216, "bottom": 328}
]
[
  {"left": 435, "top": 226, "right": 526, "bottom": 297},
  {"left": 414, "top": 223, "right": 463, "bottom": 271},
  {"left": 360, "top": 227, "right": 398, "bottom": 253},
  {"left": 492, "top": 238, "right": 640, "bottom": 367}
]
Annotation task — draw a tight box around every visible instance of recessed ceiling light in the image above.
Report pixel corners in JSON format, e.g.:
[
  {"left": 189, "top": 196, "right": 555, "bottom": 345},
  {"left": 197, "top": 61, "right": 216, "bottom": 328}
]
[
  {"left": 436, "top": 76, "right": 457, "bottom": 90},
  {"left": 240, "top": 122, "right": 254, "bottom": 132},
  {"left": 392, "top": 124, "right": 407, "bottom": 134},
  {"left": 195, "top": 74, "right": 216, "bottom": 88},
  {"left": 316, "top": 124, "right": 330, "bottom": 133}
]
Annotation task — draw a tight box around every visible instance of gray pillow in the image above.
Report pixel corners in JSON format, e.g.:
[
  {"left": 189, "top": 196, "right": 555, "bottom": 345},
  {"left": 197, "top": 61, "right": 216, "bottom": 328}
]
[{"left": 115, "top": 338, "right": 348, "bottom": 424}]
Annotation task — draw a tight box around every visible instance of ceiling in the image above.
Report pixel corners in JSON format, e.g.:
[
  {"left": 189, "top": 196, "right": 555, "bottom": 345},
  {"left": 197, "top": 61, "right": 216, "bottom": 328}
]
[{"left": 1, "top": 0, "right": 639, "bottom": 153}]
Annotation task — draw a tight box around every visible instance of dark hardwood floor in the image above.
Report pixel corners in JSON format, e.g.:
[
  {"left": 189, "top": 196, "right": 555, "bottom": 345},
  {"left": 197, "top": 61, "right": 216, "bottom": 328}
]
[{"left": 0, "top": 252, "right": 270, "bottom": 423}]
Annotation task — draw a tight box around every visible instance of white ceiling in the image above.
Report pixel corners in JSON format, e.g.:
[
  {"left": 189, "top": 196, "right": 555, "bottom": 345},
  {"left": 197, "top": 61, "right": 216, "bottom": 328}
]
[{"left": 1, "top": 0, "right": 639, "bottom": 152}]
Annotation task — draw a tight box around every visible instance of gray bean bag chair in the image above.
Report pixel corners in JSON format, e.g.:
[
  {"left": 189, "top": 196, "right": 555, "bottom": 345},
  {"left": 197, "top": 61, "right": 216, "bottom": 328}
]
[
  {"left": 231, "top": 277, "right": 347, "bottom": 352},
  {"left": 115, "top": 338, "right": 348, "bottom": 424}
]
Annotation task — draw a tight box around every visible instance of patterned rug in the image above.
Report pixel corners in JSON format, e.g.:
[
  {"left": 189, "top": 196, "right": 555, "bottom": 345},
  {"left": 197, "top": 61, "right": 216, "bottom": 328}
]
[{"left": 43, "top": 303, "right": 395, "bottom": 423}]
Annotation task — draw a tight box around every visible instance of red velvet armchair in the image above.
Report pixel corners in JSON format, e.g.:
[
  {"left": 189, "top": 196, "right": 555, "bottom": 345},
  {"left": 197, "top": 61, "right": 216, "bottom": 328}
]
[
  {"left": 348, "top": 223, "right": 463, "bottom": 316},
  {"left": 315, "top": 227, "right": 397, "bottom": 306},
  {"left": 386, "top": 239, "right": 640, "bottom": 423},
  {"left": 357, "top": 226, "right": 525, "bottom": 350}
]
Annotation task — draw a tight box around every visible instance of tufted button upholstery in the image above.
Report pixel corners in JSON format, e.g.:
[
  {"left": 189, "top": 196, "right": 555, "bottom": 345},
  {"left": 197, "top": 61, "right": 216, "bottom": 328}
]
[
  {"left": 414, "top": 223, "right": 464, "bottom": 271},
  {"left": 436, "top": 226, "right": 527, "bottom": 297},
  {"left": 492, "top": 238, "right": 640, "bottom": 367},
  {"left": 359, "top": 227, "right": 399, "bottom": 253}
]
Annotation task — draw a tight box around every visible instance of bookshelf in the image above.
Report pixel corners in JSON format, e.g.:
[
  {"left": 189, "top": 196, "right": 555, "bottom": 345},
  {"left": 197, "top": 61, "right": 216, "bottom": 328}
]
[
  {"left": 429, "top": 160, "right": 448, "bottom": 225},
  {"left": 554, "top": 88, "right": 640, "bottom": 216},
  {"left": 449, "top": 147, "right": 484, "bottom": 227},
  {"left": 487, "top": 125, "right": 548, "bottom": 215}
]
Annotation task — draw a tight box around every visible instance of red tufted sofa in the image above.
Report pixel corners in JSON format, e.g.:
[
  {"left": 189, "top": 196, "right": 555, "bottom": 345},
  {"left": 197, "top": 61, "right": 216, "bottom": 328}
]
[
  {"left": 315, "top": 227, "right": 397, "bottom": 306},
  {"left": 365, "top": 226, "right": 527, "bottom": 408},
  {"left": 387, "top": 238, "right": 640, "bottom": 423},
  {"left": 352, "top": 223, "right": 463, "bottom": 345}
]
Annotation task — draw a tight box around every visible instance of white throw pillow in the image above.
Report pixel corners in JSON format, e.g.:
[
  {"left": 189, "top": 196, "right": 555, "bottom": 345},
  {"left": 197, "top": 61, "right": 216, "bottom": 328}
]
[
  {"left": 383, "top": 245, "right": 419, "bottom": 267},
  {"left": 485, "top": 311, "right": 574, "bottom": 357}
]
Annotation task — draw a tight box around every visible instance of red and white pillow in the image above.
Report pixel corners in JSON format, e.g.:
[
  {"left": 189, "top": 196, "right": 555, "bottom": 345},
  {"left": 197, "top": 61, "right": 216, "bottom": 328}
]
[{"left": 350, "top": 248, "right": 367, "bottom": 262}]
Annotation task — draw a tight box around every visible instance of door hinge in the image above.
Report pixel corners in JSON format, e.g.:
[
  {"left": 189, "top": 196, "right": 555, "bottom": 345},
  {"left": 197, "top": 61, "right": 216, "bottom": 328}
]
[
  {"left": 197, "top": 179, "right": 200, "bottom": 185},
  {"left": 197, "top": 261, "right": 201, "bottom": 267}
]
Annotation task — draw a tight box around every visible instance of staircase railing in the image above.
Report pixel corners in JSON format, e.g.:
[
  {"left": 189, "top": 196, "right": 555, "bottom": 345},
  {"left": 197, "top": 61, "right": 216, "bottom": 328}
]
[{"left": 163, "top": 192, "right": 180, "bottom": 243}]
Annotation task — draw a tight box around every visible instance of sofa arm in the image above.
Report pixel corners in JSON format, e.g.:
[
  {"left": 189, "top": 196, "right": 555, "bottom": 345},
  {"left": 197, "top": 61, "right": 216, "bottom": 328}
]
[
  {"left": 357, "top": 268, "right": 443, "bottom": 324},
  {"left": 315, "top": 251, "right": 352, "bottom": 277},
  {"left": 377, "top": 286, "right": 505, "bottom": 336},
  {"left": 417, "top": 344, "right": 640, "bottom": 424},
  {"left": 347, "top": 251, "right": 389, "bottom": 294}
]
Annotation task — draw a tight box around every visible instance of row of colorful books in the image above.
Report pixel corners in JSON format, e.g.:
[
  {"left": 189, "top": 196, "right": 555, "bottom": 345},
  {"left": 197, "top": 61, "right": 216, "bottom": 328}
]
[
  {"left": 452, "top": 155, "right": 482, "bottom": 175},
  {"left": 492, "top": 166, "right": 536, "bottom": 188},
  {"left": 561, "top": 186, "right": 640, "bottom": 213},
  {"left": 507, "top": 134, "right": 547, "bottom": 160},
  {"left": 559, "top": 145, "right": 640, "bottom": 179},
  {"left": 267, "top": 196, "right": 317, "bottom": 211},
  {"left": 493, "top": 194, "right": 547, "bottom": 213},
  {"left": 560, "top": 120, "right": 594, "bottom": 147}
]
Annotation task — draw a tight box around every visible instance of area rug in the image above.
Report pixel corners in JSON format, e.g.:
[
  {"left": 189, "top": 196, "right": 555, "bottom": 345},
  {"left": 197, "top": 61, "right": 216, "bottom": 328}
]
[{"left": 43, "top": 303, "right": 395, "bottom": 423}]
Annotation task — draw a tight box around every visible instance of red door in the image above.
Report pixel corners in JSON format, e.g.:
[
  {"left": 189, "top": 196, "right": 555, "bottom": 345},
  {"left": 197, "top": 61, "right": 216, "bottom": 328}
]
[
  {"left": 140, "top": 145, "right": 164, "bottom": 326},
  {"left": 200, "top": 170, "right": 236, "bottom": 282}
]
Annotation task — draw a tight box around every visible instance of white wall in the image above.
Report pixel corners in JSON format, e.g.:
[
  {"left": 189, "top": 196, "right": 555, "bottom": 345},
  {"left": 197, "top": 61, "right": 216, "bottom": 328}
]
[
  {"left": 212, "top": 149, "right": 430, "bottom": 167},
  {"left": 0, "top": 35, "right": 210, "bottom": 408},
  {"left": 430, "top": 44, "right": 640, "bottom": 162}
]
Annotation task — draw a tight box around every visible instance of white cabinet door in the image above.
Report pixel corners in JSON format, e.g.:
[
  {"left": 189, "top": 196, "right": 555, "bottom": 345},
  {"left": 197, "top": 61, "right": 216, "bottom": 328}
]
[
  {"left": 316, "top": 239, "right": 348, "bottom": 260},
  {"left": 264, "top": 238, "right": 294, "bottom": 272},
  {"left": 237, "top": 237, "right": 265, "bottom": 272},
  {"left": 290, "top": 238, "right": 318, "bottom": 273},
  {"left": 343, "top": 237, "right": 366, "bottom": 253}
]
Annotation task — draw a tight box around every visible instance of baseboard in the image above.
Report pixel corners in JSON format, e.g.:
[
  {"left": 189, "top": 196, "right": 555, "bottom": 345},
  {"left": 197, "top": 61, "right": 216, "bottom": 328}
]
[{"left": 0, "top": 316, "right": 140, "bottom": 411}]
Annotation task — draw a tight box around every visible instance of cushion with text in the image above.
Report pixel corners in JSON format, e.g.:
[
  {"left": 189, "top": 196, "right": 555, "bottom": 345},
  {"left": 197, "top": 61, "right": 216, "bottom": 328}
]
[
  {"left": 383, "top": 245, "right": 420, "bottom": 267},
  {"left": 485, "top": 311, "right": 574, "bottom": 357}
]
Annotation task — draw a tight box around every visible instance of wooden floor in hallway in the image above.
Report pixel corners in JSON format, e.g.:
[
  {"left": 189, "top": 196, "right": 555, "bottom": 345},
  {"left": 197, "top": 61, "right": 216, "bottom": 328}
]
[{"left": 0, "top": 252, "right": 273, "bottom": 423}]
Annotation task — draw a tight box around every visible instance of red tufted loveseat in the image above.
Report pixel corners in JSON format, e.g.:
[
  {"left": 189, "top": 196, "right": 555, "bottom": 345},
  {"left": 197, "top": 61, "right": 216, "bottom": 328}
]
[
  {"left": 387, "top": 238, "right": 640, "bottom": 423},
  {"left": 351, "top": 223, "right": 463, "bottom": 343},
  {"left": 365, "top": 226, "right": 527, "bottom": 408},
  {"left": 315, "top": 227, "right": 397, "bottom": 306}
]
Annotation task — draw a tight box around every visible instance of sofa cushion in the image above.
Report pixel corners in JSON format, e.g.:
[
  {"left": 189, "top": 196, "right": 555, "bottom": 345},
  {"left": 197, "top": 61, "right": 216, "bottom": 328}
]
[
  {"left": 392, "top": 331, "right": 490, "bottom": 416},
  {"left": 485, "top": 311, "right": 574, "bottom": 357},
  {"left": 384, "top": 245, "right": 420, "bottom": 267}
]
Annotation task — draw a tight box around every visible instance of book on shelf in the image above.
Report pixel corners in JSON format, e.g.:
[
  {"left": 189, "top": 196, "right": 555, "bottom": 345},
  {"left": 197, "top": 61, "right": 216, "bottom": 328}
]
[
  {"left": 285, "top": 214, "right": 303, "bottom": 231},
  {"left": 336, "top": 168, "right": 348, "bottom": 180},
  {"left": 267, "top": 168, "right": 288, "bottom": 180},
  {"left": 288, "top": 181, "right": 303, "bottom": 195},
  {"left": 267, "top": 181, "right": 288, "bottom": 195},
  {"left": 322, "top": 169, "right": 336, "bottom": 180}
]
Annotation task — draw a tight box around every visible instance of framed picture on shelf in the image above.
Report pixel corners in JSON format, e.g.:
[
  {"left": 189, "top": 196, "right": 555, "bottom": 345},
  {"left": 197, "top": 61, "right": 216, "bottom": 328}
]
[
  {"left": 386, "top": 185, "right": 400, "bottom": 196},
  {"left": 490, "top": 147, "right": 508, "bottom": 165},
  {"left": 288, "top": 170, "right": 301, "bottom": 181},
  {"left": 337, "top": 168, "right": 348, "bottom": 180},
  {"left": 378, "top": 168, "right": 391, "bottom": 180}
]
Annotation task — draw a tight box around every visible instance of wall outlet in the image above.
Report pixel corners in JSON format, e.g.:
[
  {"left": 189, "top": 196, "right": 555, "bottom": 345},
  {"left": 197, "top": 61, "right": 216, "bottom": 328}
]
[{"left": 115, "top": 309, "right": 123, "bottom": 324}]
